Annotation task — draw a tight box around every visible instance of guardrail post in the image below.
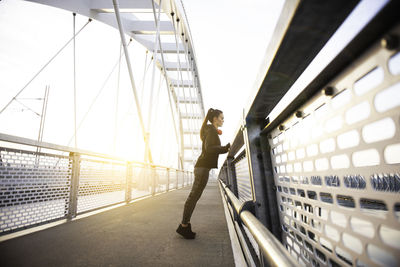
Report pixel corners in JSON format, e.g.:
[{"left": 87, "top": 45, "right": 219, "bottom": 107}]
[
  {"left": 181, "top": 170, "right": 184, "bottom": 188},
  {"left": 125, "top": 161, "right": 132, "bottom": 203},
  {"left": 243, "top": 121, "right": 270, "bottom": 230},
  {"left": 176, "top": 170, "right": 178, "bottom": 189},
  {"left": 151, "top": 165, "right": 156, "bottom": 196},
  {"left": 226, "top": 156, "right": 238, "bottom": 197},
  {"left": 166, "top": 168, "right": 170, "bottom": 192},
  {"left": 182, "top": 171, "right": 184, "bottom": 187},
  {"left": 67, "top": 152, "right": 80, "bottom": 220},
  {"left": 184, "top": 171, "right": 187, "bottom": 186},
  {"left": 259, "top": 133, "right": 282, "bottom": 240}
]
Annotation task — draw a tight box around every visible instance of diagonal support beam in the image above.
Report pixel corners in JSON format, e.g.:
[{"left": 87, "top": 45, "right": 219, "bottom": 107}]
[{"left": 112, "top": 0, "right": 152, "bottom": 163}]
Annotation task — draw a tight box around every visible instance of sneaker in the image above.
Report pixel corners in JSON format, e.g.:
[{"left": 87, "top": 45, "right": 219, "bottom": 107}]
[
  {"left": 187, "top": 223, "right": 196, "bottom": 235},
  {"left": 176, "top": 223, "right": 196, "bottom": 239}
]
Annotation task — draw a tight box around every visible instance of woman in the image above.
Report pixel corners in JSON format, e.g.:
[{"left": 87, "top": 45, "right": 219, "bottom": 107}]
[{"left": 176, "top": 108, "right": 230, "bottom": 239}]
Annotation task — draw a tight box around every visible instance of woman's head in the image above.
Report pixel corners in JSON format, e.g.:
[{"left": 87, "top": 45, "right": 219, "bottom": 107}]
[
  {"left": 200, "top": 108, "right": 224, "bottom": 141},
  {"left": 207, "top": 108, "right": 224, "bottom": 127}
]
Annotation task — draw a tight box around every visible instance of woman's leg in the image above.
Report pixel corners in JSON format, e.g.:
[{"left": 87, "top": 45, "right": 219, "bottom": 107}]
[{"left": 181, "top": 167, "right": 210, "bottom": 225}]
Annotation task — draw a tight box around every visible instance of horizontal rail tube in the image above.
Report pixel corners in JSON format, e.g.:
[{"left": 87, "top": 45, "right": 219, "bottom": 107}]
[
  {"left": 222, "top": 183, "right": 243, "bottom": 215},
  {"left": 219, "top": 179, "right": 297, "bottom": 267},
  {"left": 240, "top": 211, "right": 297, "bottom": 267},
  {"left": 0, "top": 132, "right": 180, "bottom": 171}
]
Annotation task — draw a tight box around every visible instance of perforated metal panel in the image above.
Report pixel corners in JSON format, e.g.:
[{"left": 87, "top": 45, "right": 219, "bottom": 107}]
[
  {"left": 0, "top": 148, "right": 70, "bottom": 234},
  {"left": 177, "top": 170, "right": 184, "bottom": 187},
  {"left": 268, "top": 26, "right": 400, "bottom": 267},
  {"left": 131, "top": 165, "right": 152, "bottom": 199},
  {"left": 155, "top": 168, "right": 167, "bottom": 193},
  {"left": 169, "top": 170, "right": 176, "bottom": 190},
  {"left": 234, "top": 151, "right": 253, "bottom": 202},
  {"left": 77, "top": 157, "right": 126, "bottom": 213},
  {"left": 0, "top": 138, "right": 192, "bottom": 235},
  {"left": 170, "top": 169, "right": 178, "bottom": 189}
]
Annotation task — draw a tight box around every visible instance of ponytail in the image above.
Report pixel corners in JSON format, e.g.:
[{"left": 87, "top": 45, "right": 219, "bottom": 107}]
[{"left": 200, "top": 108, "right": 223, "bottom": 141}]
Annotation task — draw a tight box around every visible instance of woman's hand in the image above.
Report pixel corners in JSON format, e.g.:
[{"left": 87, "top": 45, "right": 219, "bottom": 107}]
[{"left": 225, "top": 143, "right": 231, "bottom": 152}]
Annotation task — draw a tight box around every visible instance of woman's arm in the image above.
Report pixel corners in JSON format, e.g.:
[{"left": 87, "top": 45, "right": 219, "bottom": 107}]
[{"left": 204, "top": 131, "right": 230, "bottom": 154}]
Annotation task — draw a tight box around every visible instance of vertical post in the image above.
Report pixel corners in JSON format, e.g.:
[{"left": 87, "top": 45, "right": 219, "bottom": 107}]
[
  {"left": 151, "top": 165, "right": 156, "bottom": 196},
  {"left": 125, "top": 161, "right": 132, "bottom": 203},
  {"left": 243, "top": 120, "right": 271, "bottom": 230},
  {"left": 227, "top": 156, "right": 238, "bottom": 197},
  {"left": 68, "top": 152, "right": 80, "bottom": 219},
  {"left": 73, "top": 13, "right": 78, "bottom": 149},
  {"left": 166, "top": 168, "right": 170, "bottom": 192},
  {"left": 259, "top": 133, "right": 282, "bottom": 240},
  {"left": 176, "top": 170, "right": 179, "bottom": 189}
]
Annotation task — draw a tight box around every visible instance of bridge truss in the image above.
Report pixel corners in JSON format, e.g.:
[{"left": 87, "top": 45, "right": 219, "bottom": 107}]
[{"left": 21, "top": 0, "right": 206, "bottom": 170}]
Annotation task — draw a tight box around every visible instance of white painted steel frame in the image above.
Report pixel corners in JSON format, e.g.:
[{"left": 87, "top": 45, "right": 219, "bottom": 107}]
[{"left": 24, "top": 0, "right": 205, "bottom": 169}]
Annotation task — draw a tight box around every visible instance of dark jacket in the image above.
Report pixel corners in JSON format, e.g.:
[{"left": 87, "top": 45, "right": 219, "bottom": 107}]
[{"left": 194, "top": 125, "right": 229, "bottom": 169}]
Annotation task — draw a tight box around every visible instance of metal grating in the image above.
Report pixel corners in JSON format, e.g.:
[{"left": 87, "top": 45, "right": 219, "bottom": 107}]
[
  {"left": 0, "top": 138, "right": 193, "bottom": 235},
  {"left": 0, "top": 148, "right": 70, "bottom": 234},
  {"left": 234, "top": 151, "right": 253, "bottom": 202},
  {"left": 155, "top": 168, "right": 167, "bottom": 193},
  {"left": 177, "top": 170, "right": 183, "bottom": 188},
  {"left": 165, "top": 169, "right": 174, "bottom": 191},
  {"left": 77, "top": 157, "right": 126, "bottom": 213},
  {"left": 268, "top": 25, "right": 400, "bottom": 267},
  {"left": 131, "top": 165, "right": 152, "bottom": 199},
  {"left": 170, "top": 169, "right": 178, "bottom": 189}
]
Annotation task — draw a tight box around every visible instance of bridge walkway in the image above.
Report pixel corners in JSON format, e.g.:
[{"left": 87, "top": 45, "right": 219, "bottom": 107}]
[{"left": 0, "top": 180, "right": 235, "bottom": 267}]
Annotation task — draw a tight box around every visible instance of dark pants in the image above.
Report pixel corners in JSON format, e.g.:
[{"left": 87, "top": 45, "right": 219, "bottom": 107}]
[{"left": 181, "top": 167, "right": 211, "bottom": 224}]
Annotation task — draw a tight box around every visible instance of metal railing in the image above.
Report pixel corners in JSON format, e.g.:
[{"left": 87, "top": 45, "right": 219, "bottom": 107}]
[
  {"left": 218, "top": 1, "right": 400, "bottom": 267},
  {"left": 219, "top": 179, "right": 297, "bottom": 267},
  {"left": 0, "top": 133, "right": 193, "bottom": 235}
]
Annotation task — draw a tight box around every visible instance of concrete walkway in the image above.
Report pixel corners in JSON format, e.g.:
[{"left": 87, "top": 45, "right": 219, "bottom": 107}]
[{"left": 0, "top": 180, "right": 235, "bottom": 267}]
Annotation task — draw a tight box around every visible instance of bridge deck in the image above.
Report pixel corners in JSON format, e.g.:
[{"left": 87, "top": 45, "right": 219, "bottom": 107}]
[{"left": 0, "top": 180, "right": 235, "bottom": 267}]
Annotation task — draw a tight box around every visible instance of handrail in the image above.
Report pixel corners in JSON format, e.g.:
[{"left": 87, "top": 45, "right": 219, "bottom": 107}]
[
  {"left": 0, "top": 132, "right": 181, "bottom": 171},
  {"left": 219, "top": 180, "right": 297, "bottom": 267},
  {"left": 221, "top": 182, "right": 242, "bottom": 215}
]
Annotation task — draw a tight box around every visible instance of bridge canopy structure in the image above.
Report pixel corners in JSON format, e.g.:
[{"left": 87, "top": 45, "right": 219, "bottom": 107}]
[{"left": 1, "top": 0, "right": 205, "bottom": 171}]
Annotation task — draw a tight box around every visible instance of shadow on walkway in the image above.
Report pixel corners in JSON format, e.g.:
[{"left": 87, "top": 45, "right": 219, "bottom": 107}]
[{"left": 0, "top": 180, "right": 234, "bottom": 267}]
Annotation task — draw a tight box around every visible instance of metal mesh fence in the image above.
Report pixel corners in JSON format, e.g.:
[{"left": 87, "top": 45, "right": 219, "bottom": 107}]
[
  {"left": 77, "top": 157, "right": 126, "bottom": 213},
  {"left": 267, "top": 27, "right": 400, "bottom": 267},
  {"left": 0, "top": 147, "right": 70, "bottom": 234},
  {"left": 169, "top": 169, "right": 178, "bottom": 190},
  {"left": 0, "top": 141, "right": 193, "bottom": 235},
  {"left": 233, "top": 151, "right": 253, "bottom": 202},
  {"left": 131, "top": 165, "right": 152, "bottom": 199},
  {"left": 155, "top": 168, "right": 167, "bottom": 193},
  {"left": 177, "top": 170, "right": 183, "bottom": 188}
]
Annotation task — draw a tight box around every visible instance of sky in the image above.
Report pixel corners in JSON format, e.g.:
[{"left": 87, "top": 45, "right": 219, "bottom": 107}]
[
  {"left": 0, "top": 0, "right": 285, "bottom": 169},
  {"left": 181, "top": 0, "right": 285, "bottom": 143},
  {"left": 1, "top": 0, "right": 387, "bottom": 171}
]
